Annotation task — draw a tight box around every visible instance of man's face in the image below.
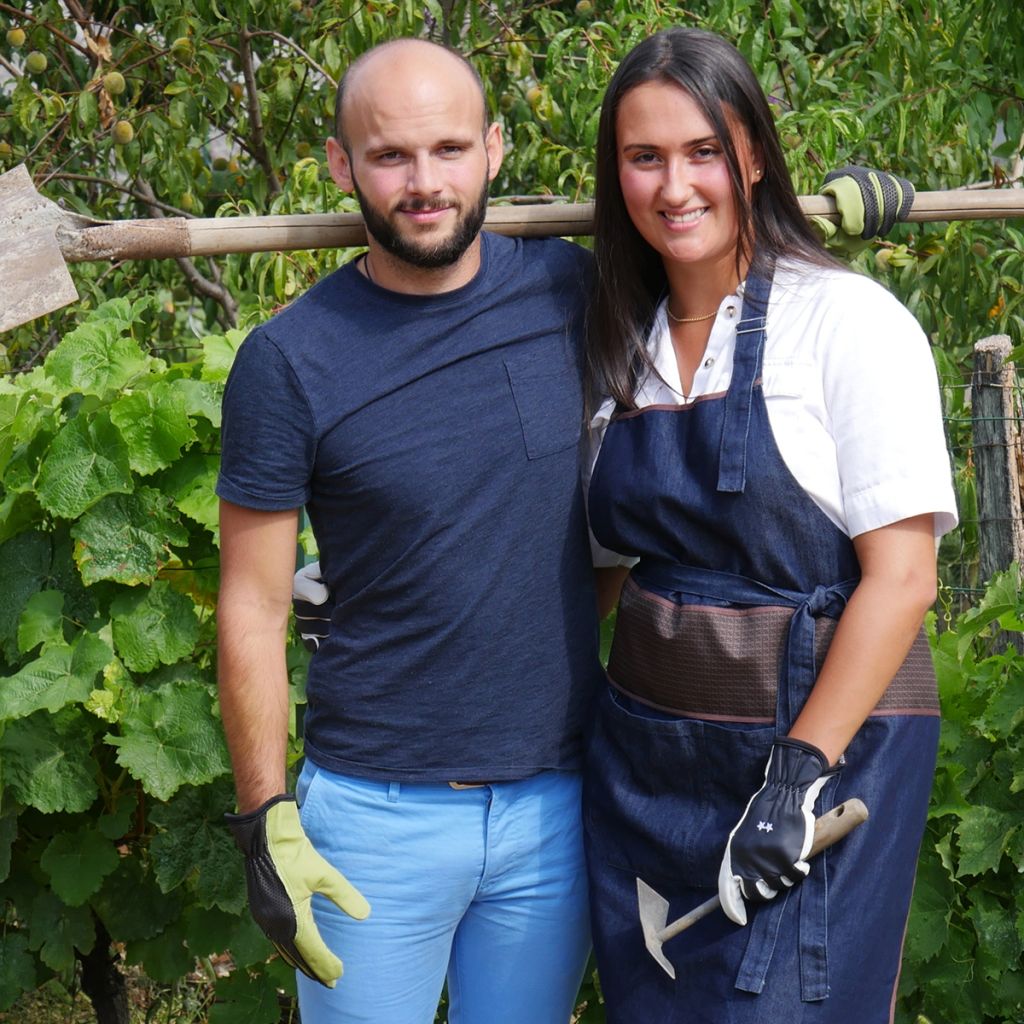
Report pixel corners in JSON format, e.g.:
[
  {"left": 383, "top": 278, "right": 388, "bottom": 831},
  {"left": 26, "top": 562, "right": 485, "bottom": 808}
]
[{"left": 327, "top": 46, "right": 503, "bottom": 271}]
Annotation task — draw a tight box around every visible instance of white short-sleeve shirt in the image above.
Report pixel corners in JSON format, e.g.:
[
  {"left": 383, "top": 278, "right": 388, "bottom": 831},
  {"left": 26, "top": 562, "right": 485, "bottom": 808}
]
[{"left": 587, "top": 261, "right": 959, "bottom": 567}]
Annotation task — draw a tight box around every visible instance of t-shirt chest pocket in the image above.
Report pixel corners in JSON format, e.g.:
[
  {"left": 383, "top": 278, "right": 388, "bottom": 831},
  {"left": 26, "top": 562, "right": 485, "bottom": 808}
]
[{"left": 503, "top": 342, "right": 583, "bottom": 460}]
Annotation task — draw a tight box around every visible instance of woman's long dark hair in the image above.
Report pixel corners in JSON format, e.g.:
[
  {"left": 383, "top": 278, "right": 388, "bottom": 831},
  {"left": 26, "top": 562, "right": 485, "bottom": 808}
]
[{"left": 587, "top": 27, "right": 842, "bottom": 410}]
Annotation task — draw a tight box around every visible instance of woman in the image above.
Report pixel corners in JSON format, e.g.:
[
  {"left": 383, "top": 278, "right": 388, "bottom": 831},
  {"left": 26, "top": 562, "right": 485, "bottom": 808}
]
[{"left": 582, "top": 27, "right": 957, "bottom": 1022}]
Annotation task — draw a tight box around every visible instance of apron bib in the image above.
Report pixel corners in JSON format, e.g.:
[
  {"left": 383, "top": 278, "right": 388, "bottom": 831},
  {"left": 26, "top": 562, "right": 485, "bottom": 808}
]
[{"left": 583, "top": 262, "right": 939, "bottom": 1023}]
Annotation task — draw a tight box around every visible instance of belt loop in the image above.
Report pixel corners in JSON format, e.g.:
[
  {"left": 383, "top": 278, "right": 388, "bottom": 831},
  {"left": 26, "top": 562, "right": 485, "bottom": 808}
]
[{"left": 387, "top": 781, "right": 400, "bottom": 803}]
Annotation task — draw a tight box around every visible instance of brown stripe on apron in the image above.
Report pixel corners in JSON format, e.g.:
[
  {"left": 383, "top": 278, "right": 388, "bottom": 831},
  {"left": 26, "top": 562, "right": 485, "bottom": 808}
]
[{"left": 607, "top": 576, "right": 939, "bottom": 721}]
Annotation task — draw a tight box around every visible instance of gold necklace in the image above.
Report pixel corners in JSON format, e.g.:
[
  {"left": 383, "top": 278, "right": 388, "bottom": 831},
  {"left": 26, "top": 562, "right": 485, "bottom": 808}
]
[{"left": 666, "top": 304, "right": 718, "bottom": 324}]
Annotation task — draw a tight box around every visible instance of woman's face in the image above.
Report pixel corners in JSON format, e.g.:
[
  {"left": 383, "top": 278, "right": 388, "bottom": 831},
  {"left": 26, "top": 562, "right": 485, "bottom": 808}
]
[{"left": 615, "top": 80, "right": 759, "bottom": 275}]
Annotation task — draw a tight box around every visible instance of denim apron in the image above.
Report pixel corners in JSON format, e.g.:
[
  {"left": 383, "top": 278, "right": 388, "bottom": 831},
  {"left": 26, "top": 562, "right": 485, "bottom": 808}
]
[{"left": 583, "top": 263, "right": 940, "bottom": 1023}]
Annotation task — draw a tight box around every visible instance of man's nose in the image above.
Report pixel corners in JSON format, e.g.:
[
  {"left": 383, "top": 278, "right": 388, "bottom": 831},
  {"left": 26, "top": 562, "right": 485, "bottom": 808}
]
[{"left": 406, "top": 153, "right": 442, "bottom": 195}]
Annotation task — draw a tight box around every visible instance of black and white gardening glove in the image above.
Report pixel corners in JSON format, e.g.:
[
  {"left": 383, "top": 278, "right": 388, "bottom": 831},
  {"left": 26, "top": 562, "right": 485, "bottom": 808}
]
[
  {"left": 812, "top": 165, "right": 915, "bottom": 253},
  {"left": 226, "top": 794, "right": 369, "bottom": 987},
  {"left": 293, "top": 560, "right": 331, "bottom": 653},
  {"left": 717, "top": 738, "right": 832, "bottom": 926}
]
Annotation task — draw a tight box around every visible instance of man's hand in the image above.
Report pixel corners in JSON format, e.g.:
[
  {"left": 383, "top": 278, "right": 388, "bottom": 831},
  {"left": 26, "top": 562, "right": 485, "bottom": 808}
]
[
  {"left": 812, "top": 165, "right": 915, "bottom": 253},
  {"left": 227, "top": 793, "right": 370, "bottom": 987},
  {"left": 293, "top": 560, "right": 331, "bottom": 653},
  {"left": 717, "top": 738, "right": 832, "bottom": 926}
]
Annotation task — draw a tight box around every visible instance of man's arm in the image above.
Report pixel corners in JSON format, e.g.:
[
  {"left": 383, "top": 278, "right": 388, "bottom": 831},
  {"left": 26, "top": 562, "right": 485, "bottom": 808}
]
[{"left": 218, "top": 499, "right": 299, "bottom": 812}]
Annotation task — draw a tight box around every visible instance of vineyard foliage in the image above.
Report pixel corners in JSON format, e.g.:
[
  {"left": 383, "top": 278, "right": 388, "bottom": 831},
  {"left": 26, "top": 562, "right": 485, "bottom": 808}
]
[{"left": 1, "top": 0, "right": 1023, "bottom": 1021}]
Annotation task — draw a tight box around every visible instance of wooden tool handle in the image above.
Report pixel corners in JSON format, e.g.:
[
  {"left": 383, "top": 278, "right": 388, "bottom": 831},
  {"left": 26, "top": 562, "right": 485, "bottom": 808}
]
[
  {"left": 657, "top": 798, "right": 869, "bottom": 942},
  {"left": 809, "top": 797, "right": 869, "bottom": 857}
]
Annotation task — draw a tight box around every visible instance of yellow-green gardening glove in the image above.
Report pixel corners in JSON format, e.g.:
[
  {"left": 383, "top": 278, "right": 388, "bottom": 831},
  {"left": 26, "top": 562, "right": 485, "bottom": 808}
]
[
  {"left": 226, "top": 793, "right": 370, "bottom": 987},
  {"left": 812, "top": 165, "right": 916, "bottom": 254}
]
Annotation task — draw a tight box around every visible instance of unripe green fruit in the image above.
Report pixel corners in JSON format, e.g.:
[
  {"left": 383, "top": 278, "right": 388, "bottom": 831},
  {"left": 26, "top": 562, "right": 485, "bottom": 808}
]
[
  {"left": 295, "top": 141, "right": 312, "bottom": 158},
  {"left": 212, "top": 156, "right": 229, "bottom": 171},
  {"left": 170, "top": 37, "right": 192, "bottom": 59},
  {"left": 526, "top": 85, "right": 543, "bottom": 108},
  {"left": 180, "top": 191, "right": 195, "bottom": 212},
  {"left": 575, "top": 0, "right": 593, "bottom": 14},
  {"left": 25, "top": 50, "right": 47, "bottom": 74},
  {"left": 290, "top": 0, "right": 303, "bottom": 10},
  {"left": 229, "top": 82, "right": 244, "bottom": 101},
  {"left": 102, "top": 71, "right": 126, "bottom": 96},
  {"left": 0, "top": 141, "right": 12, "bottom": 158},
  {"left": 499, "top": 93, "right": 515, "bottom": 114},
  {"left": 6, "top": 27, "right": 26, "bottom": 48},
  {"left": 112, "top": 119, "right": 134, "bottom": 145}
]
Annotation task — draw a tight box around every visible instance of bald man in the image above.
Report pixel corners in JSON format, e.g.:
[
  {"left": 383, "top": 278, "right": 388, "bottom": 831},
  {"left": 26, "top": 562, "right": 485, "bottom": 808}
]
[{"left": 217, "top": 38, "right": 601, "bottom": 1024}]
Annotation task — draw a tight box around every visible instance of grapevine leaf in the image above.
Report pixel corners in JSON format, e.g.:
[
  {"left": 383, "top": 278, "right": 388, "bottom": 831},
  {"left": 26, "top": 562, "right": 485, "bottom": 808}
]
[
  {"left": 27, "top": 890, "right": 96, "bottom": 971},
  {"left": 0, "top": 490, "right": 43, "bottom": 546},
  {"left": 0, "top": 708, "right": 99, "bottom": 813},
  {"left": 903, "top": 850, "right": 954, "bottom": 963},
  {"left": 124, "top": 916, "right": 193, "bottom": 983},
  {"left": 955, "top": 805, "right": 1015, "bottom": 876},
  {"left": 224, "top": 914, "right": 274, "bottom": 969},
  {"left": 110, "top": 382, "right": 197, "bottom": 475},
  {"left": 40, "top": 827, "right": 121, "bottom": 907},
  {"left": 16, "top": 589, "right": 65, "bottom": 653},
  {"left": 0, "top": 632, "right": 112, "bottom": 720},
  {"left": 110, "top": 580, "right": 199, "bottom": 672},
  {"left": 106, "top": 682, "right": 230, "bottom": 800},
  {"left": 977, "top": 676, "right": 1024, "bottom": 740},
  {"left": 43, "top": 313, "right": 153, "bottom": 398},
  {"left": 92, "top": 857, "right": 183, "bottom": 943},
  {"left": 171, "top": 377, "right": 223, "bottom": 427},
  {"left": 209, "top": 968, "right": 282, "bottom": 1024},
  {"left": 0, "top": 810, "right": 16, "bottom": 883},
  {"left": 36, "top": 413, "right": 133, "bottom": 520},
  {"left": 200, "top": 330, "right": 245, "bottom": 381},
  {"left": 970, "top": 890, "right": 1024, "bottom": 979},
  {"left": 0, "top": 529, "right": 50, "bottom": 663},
  {"left": 162, "top": 452, "right": 220, "bottom": 539},
  {"left": 182, "top": 905, "right": 240, "bottom": 959},
  {"left": 149, "top": 781, "right": 246, "bottom": 912},
  {"left": 73, "top": 487, "right": 189, "bottom": 586},
  {"left": 0, "top": 933, "right": 37, "bottom": 1012}
]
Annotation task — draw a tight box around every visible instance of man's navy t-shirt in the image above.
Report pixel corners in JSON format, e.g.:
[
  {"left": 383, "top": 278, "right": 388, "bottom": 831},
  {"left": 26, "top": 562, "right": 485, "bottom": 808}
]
[{"left": 217, "top": 233, "right": 604, "bottom": 781}]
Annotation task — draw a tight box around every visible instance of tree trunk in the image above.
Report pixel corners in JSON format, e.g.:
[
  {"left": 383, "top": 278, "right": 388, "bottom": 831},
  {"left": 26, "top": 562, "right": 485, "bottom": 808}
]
[{"left": 76, "top": 916, "right": 130, "bottom": 1024}]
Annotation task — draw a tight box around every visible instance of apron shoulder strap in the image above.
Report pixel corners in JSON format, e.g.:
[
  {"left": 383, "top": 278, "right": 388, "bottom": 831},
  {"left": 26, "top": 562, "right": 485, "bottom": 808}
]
[{"left": 716, "top": 258, "right": 775, "bottom": 493}]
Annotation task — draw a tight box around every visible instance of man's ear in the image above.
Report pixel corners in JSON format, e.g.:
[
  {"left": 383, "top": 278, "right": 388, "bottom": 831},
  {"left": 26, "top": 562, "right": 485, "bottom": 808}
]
[
  {"left": 485, "top": 121, "right": 503, "bottom": 182},
  {"left": 326, "top": 136, "right": 354, "bottom": 192}
]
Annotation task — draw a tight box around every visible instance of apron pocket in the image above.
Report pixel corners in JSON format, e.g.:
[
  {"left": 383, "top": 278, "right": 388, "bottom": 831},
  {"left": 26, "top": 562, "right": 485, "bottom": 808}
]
[{"left": 584, "top": 686, "right": 776, "bottom": 890}]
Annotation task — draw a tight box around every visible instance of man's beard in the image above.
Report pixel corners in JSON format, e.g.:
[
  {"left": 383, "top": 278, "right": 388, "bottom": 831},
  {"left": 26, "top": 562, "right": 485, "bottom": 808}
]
[{"left": 352, "top": 175, "right": 490, "bottom": 270}]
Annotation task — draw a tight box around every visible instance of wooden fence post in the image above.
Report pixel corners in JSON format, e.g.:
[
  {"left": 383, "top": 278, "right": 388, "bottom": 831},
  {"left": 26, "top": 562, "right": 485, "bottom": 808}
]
[{"left": 971, "top": 335, "right": 1024, "bottom": 592}]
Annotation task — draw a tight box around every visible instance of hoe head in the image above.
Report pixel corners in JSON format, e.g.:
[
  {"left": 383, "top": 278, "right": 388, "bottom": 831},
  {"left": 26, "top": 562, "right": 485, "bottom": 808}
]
[{"left": 636, "top": 877, "right": 676, "bottom": 979}]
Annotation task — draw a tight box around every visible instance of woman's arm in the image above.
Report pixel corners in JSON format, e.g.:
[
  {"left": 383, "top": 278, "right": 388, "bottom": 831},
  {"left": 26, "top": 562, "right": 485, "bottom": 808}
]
[{"left": 787, "top": 512, "right": 938, "bottom": 765}]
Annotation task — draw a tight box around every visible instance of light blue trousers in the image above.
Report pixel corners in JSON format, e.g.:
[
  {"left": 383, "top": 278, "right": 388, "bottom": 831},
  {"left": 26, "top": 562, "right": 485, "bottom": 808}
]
[{"left": 295, "top": 762, "right": 591, "bottom": 1024}]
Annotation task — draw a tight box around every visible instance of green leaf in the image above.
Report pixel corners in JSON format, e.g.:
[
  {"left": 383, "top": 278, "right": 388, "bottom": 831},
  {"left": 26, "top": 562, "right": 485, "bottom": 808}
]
[
  {"left": 955, "top": 805, "right": 1016, "bottom": 876},
  {"left": 40, "top": 827, "right": 120, "bottom": 906},
  {"left": 76, "top": 88, "right": 97, "bottom": 130},
  {"left": 16, "top": 589, "right": 65, "bottom": 653},
  {"left": 110, "top": 579, "right": 199, "bottom": 672},
  {"left": 0, "top": 529, "right": 50, "bottom": 662},
  {"left": 0, "top": 933, "right": 37, "bottom": 1012},
  {"left": 0, "top": 811, "right": 16, "bottom": 883},
  {"left": 0, "top": 708, "right": 99, "bottom": 813},
  {"left": 106, "top": 682, "right": 230, "bottom": 800},
  {"left": 110, "top": 380, "right": 197, "bottom": 476},
  {"left": 0, "top": 631, "right": 112, "bottom": 720},
  {"left": 125, "top": 916, "right": 194, "bottom": 983},
  {"left": 27, "top": 890, "right": 96, "bottom": 971},
  {"left": 209, "top": 968, "right": 283, "bottom": 1024},
  {"left": 43, "top": 314, "right": 153, "bottom": 398},
  {"left": 224, "top": 914, "right": 274, "bottom": 970},
  {"left": 92, "top": 857, "right": 183, "bottom": 943},
  {"left": 171, "top": 376, "right": 223, "bottom": 427},
  {"left": 970, "top": 890, "right": 1023, "bottom": 979},
  {"left": 36, "top": 413, "right": 133, "bottom": 519},
  {"left": 162, "top": 451, "right": 220, "bottom": 538},
  {"left": 200, "top": 329, "right": 246, "bottom": 381},
  {"left": 73, "top": 486, "right": 189, "bottom": 586},
  {"left": 149, "top": 781, "right": 246, "bottom": 912}
]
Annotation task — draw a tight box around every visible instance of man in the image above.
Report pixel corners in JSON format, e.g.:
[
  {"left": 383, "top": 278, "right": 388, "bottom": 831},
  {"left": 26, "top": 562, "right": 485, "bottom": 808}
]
[{"left": 217, "top": 38, "right": 601, "bottom": 1024}]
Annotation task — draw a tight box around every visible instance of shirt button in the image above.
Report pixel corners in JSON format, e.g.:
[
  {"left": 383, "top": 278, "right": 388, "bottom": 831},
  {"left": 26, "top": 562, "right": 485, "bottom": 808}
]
[
  {"left": 726, "top": 305, "right": 737, "bottom": 317},
  {"left": 704, "top": 357, "right": 715, "bottom": 368}
]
